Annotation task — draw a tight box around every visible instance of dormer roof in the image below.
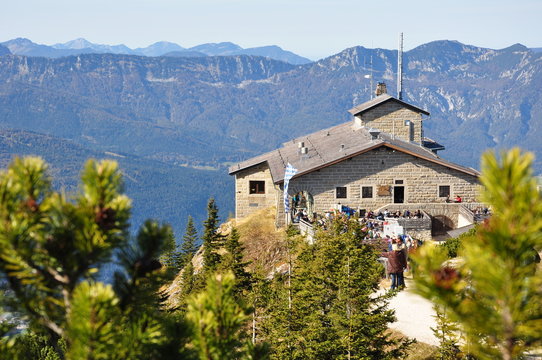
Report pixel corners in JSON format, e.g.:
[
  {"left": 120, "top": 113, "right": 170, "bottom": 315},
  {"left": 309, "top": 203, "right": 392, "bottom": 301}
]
[{"left": 348, "top": 94, "right": 430, "bottom": 116}]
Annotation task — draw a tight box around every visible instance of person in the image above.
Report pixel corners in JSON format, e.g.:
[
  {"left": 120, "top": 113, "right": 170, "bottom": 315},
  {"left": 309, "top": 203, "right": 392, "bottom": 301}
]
[
  {"left": 394, "top": 239, "right": 407, "bottom": 289},
  {"left": 382, "top": 239, "right": 407, "bottom": 291},
  {"left": 445, "top": 195, "right": 451, "bottom": 203},
  {"left": 454, "top": 195, "right": 462, "bottom": 203},
  {"left": 301, "top": 209, "right": 309, "bottom": 222},
  {"left": 292, "top": 193, "right": 299, "bottom": 208}
]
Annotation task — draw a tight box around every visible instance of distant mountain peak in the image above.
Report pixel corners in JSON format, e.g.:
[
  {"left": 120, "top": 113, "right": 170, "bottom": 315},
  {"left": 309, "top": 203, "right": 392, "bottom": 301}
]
[
  {"left": 55, "top": 38, "right": 94, "bottom": 49},
  {"left": 7, "top": 38, "right": 35, "bottom": 45},
  {"left": 2, "top": 37, "right": 310, "bottom": 64},
  {"left": 501, "top": 43, "right": 529, "bottom": 52},
  {"left": 189, "top": 42, "right": 243, "bottom": 55},
  {"left": 135, "top": 41, "right": 185, "bottom": 56}
]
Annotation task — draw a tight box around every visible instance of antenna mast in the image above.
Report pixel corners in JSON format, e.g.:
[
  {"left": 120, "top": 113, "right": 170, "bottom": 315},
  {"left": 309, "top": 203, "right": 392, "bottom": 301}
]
[
  {"left": 370, "top": 53, "right": 374, "bottom": 99},
  {"left": 397, "top": 32, "right": 403, "bottom": 100}
]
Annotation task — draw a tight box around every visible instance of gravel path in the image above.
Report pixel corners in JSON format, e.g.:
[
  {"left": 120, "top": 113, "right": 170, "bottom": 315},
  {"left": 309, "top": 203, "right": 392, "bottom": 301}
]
[{"left": 385, "top": 277, "right": 439, "bottom": 346}]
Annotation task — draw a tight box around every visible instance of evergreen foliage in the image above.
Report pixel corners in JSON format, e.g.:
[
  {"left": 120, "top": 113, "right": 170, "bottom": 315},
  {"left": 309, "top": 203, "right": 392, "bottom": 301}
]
[
  {"left": 414, "top": 148, "right": 542, "bottom": 360},
  {"left": 262, "top": 219, "right": 412, "bottom": 359},
  {"left": 441, "top": 227, "right": 477, "bottom": 259},
  {"left": 431, "top": 305, "right": 462, "bottom": 360},
  {"left": 201, "top": 198, "right": 225, "bottom": 274},
  {"left": 0, "top": 157, "right": 184, "bottom": 359},
  {"left": 160, "top": 227, "right": 181, "bottom": 275},
  {"left": 186, "top": 271, "right": 268, "bottom": 360},
  {"left": 179, "top": 260, "right": 196, "bottom": 306},
  {"left": 0, "top": 156, "right": 275, "bottom": 359},
  {"left": 221, "top": 227, "right": 253, "bottom": 298},
  {"left": 181, "top": 216, "right": 199, "bottom": 266}
]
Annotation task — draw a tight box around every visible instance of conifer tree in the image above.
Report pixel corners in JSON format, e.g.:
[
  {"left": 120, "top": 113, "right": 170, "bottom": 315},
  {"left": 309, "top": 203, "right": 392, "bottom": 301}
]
[
  {"left": 186, "top": 272, "right": 268, "bottom": 360},
  {"left": 181, "top": 215, "right": 199, "bottom": 266},
  {"left": 0, "top": 157, "right": 185, "bottom": 359},
  {"left": 262, "top": 219, "right": 411, "bottom": 359},
  {"left": 257, "top": 229, "right": 304, "bottom": 359},
  {"left": 159, "top": 225, "right": 180, "bottom": 275},
  {"left": 432, "top": 305, "right": 462, "bottom": 360},
  {"left": 201, "top": 198, "right": 224, "bottom": 274},
  {"left": 221, "top": 227, "right": 253, "bottom": 297},
  {"left": 414, "top": 148, "right": 542, "bottom": 360},
  {"left": 181, "top": 260, "right": 196, "bottom": 295}
]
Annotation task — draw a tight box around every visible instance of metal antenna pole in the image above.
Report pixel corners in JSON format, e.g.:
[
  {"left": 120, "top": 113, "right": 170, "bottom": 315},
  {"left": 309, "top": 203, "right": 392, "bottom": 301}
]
[
  {"left": 398, "top": 32, "right": 403, "bottom": 100},
  {"left": 370, "top": 54, "right": 373, "bottom": 99}
]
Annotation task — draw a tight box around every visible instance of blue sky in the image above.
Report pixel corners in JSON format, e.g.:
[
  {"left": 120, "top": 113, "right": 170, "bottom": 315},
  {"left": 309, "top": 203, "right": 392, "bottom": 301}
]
[{"left": 2, "top": 0, "right": 541, "bottom": 60}]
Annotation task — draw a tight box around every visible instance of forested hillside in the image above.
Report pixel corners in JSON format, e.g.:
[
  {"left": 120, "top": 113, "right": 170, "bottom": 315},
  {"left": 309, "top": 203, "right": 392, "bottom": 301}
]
[{"left": 0, "top": 129, "right": 232, "bottom": 236}]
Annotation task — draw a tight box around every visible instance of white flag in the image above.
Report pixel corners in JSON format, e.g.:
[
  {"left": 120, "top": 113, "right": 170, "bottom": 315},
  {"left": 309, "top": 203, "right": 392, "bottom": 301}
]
[{"left": 283, "top": 163, "right": 298, "bottom": 213}]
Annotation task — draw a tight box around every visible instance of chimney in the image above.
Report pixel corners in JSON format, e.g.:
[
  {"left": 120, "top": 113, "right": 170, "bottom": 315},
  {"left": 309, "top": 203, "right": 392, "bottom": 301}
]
[
  {"left": 368, "top": 128, "right": 381, "bottom": 140},
  {"left": 375, "top": 82, "right": 387, "bottom": 97}
]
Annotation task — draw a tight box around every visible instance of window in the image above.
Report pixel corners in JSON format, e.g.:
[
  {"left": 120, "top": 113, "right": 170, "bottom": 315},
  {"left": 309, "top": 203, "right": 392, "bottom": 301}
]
[
  {"left": 395, "top": 179, "right": 404, "bottom": 184},
  {"left": 336, "top": 186, "right": 347, "bottom": 199},
  {"left": 249, "top": 180, "right": 265, "bottom": 194},
  {"left": 439, "top": 185, "right": 450, "bottom": 198},
  {"left": 361, "top": 186, "right": 373, "bottom": 199}
]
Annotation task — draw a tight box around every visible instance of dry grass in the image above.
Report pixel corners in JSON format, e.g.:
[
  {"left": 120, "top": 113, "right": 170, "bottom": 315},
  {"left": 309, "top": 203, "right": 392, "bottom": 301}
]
[
  {"left": 225, "top": 206, "right": 288, "bottom": 275},
  {"left": 165, "top": 207, "right": 286, "bottom": 307},
  {"left": 387, "top": 329, "right": 438, "bottom": 360}
]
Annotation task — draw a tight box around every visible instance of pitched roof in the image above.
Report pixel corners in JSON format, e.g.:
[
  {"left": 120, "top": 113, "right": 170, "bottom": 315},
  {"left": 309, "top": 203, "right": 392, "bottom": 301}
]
[
  {"left": 228, "top": 121, "right": 479, "bottom": 183},
  {"left": 348, "top": 94, "right": 430, "bottom": 116}
]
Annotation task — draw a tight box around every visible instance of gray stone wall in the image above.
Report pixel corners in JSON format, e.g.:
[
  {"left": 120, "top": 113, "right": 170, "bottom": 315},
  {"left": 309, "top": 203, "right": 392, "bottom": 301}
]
[
  {"left": 355, "top": 102, "right": 424, "bottom": 143},
  {"left": 277, "top": 147, "right": 479, "bottom": 225},
  {"left": 397, "top": 216, "right": 432, "bottom": 231},
  {"left": 406, "top": 229, "right": 433, "bottom": 242}
]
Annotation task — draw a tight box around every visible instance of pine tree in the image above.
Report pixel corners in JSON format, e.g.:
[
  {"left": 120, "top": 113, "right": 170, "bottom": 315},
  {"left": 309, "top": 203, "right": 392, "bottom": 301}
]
[
  {"left": 180, "top": 215, "right": 199, "bottom": 267},
  {"left": 414, "top": 148, "right": 542, "bottom": 360},
  {"left": 258, "top": 230, "right": 305, "bottom": 359},
  {"left": 159, "top": 225, "right": 180, "bottom": 275},
  {"left": 202, "top": 198, "right": 224, "bottom": 274},
  {"left": 221, "top": 227, "right": 253, "bottom": 298},
  {"left": 432, "top": 305, "right": 461, "bottom": 360},
  {"left": 262, "top": 219, "right": 411, "bottom": 359},
  {"left": 0, "top": 157, "right": 185, "bottom": 359},
  {"left": 186, "top": 272, "right": 268, "bottom": 360}
]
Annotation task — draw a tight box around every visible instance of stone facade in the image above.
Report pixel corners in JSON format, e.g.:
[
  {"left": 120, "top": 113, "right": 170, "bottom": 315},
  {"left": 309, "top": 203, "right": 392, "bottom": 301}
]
[
  {"left": 354, "top": 102, "right": 423, "bottom": 143},
  {"left": 274, "top": 147, "right": 479, "bottom": 226},
  {"left": 234, "top": 163, "right": 278, "bottom": 220},
  {"left": 230, "top": 93, "right": 480, "bottom": 232}
]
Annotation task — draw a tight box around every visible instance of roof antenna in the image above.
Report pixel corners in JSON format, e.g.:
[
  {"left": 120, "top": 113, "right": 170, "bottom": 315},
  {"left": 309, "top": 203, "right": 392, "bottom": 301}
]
[
  {"left": 397, "top": 32, "right": 404, "bottom": 100},
  {"left": 370, "top": 53, "right": 374, "bottom": 100}
]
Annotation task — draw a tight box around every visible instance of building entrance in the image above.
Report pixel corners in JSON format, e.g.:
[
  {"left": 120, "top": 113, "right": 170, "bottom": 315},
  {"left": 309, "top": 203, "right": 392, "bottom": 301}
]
[
  {"left": 394, "top": 186, "right": 404, "bottom": 203},
  {"left": 291, "top": 191, "right": 314, "bottom": 222}
]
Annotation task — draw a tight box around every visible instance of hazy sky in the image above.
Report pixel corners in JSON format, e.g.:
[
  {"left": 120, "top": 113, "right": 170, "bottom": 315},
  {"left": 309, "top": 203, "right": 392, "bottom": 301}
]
[{"left": 2, "top": 0, "right": 540, "bottom": 60}]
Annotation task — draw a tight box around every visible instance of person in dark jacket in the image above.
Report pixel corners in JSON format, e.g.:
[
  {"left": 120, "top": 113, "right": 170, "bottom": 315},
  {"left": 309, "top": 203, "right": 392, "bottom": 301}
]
[{"left": 382, "top": 240, "right": 407, "bottom": 290}]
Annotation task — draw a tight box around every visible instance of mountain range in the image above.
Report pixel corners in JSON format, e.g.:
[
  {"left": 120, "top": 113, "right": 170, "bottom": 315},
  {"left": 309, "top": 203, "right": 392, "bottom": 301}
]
[
  {"left": 0, "top": 39, "right": 541, "bottom": 235},
  {"left": 1, "top": 38, "right": 312, "bottom": 64}
]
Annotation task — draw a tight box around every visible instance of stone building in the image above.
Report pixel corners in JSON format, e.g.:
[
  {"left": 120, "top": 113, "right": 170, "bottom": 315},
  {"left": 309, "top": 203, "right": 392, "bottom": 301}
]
[{"left": 229, "top": 89, "right": 480, "bottom": 232}]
